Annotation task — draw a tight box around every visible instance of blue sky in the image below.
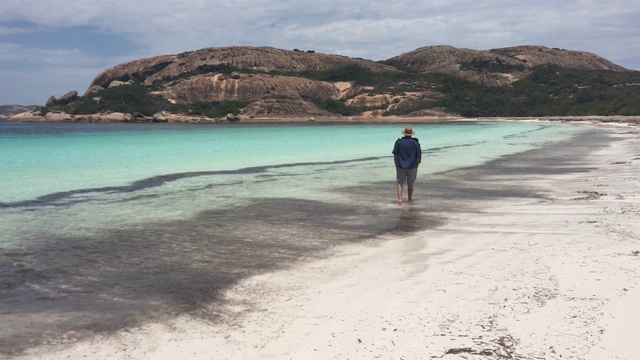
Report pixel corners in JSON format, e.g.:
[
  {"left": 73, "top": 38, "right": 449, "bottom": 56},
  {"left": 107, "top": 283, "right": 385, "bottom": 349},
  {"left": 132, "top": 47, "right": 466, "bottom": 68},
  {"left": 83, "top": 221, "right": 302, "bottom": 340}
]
[{"left": 1, "top": 0, "right": 639, "bottom": 105}]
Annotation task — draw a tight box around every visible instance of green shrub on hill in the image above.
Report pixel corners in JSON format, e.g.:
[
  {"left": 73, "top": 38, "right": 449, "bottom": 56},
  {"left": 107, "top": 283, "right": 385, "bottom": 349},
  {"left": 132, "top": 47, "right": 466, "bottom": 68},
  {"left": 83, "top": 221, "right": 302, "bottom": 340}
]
[
  {"left": 377, "top": 59, "right": 421, "bottom": 73},
  {"left": 167, "top": 101, "right": 247, "bottom": 118},
  {"left": 313, "top": 99, "right": 361, "bottom": 116},
  {"left": 277, "top": 64, "right": 375, "bottom": 84},
  {"left": 370, "top": 61, "right": 640, "bottom": 116},
  {"left": 459, "top": 58, "right": 526, "bottom": 73},
  {"left": 162, "top": 63, "right": 255, "bottom": 83},
  {"left": 290, "top": 61, "right": 640, "bottom": 117},
  {"left": 290, "top": 64, "right": 466, "bottom": 96},
  {"left": 313, "top": 98, "right": 389, "bottom": 116},
  {"left": 45, "top": 61, "right": 640, "bottom": 118},
  {"left": 48, "top": 85, "right": 247, "bottom": 118},
  {"left": 61, "top": 85, "right": 166, "bottom": 116},
  {"left": 434, "top": 65, "right": 640, "bottom": 116}
]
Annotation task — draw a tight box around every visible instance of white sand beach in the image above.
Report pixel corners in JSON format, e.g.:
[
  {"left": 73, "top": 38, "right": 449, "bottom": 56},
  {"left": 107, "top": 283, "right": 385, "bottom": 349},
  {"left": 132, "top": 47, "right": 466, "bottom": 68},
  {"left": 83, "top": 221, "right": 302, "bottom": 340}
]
[{"left": 15, "top": 122, "right": 640, "bottom": 360}]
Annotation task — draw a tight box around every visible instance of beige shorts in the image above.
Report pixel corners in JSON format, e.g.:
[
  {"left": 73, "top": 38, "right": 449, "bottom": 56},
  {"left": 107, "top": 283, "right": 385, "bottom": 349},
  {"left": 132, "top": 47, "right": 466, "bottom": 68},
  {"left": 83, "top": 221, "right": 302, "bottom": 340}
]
[{"left": 396, "top": 167, "right": 418, "bottom": 185}]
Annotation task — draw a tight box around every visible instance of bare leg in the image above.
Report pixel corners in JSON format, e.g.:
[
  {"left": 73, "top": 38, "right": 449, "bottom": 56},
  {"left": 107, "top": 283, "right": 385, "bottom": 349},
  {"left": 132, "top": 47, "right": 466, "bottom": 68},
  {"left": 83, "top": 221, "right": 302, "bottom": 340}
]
[
  {"left": 397, "top": 183, "right": 403, "bottom": 204},
  {"left": 408, "top": 184, "right": 414, "bottom": 201}
]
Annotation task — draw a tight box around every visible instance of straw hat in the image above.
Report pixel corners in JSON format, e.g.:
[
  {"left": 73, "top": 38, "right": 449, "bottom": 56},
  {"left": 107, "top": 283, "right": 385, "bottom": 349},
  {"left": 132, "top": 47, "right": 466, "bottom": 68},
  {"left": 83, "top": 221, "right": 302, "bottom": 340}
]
[{"left": 401, "top": 127, "right": 415, "bottom": 136}]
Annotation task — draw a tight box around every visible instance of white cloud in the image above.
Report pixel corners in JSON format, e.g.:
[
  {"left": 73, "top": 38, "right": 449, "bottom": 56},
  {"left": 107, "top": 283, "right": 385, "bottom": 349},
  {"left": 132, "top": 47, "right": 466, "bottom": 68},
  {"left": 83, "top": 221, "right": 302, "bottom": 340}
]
[
  {"left": 0, "top": 42, "right": 103, "bottom": 66},
  {"left": 0, "top": 66, "right": 95, "bottom": 105},
  {"left": 0, "top": 42, "right": 120, "bottom": 105},
  {"left": 0, "top": 25, "right": 36, "bottom": 36}
]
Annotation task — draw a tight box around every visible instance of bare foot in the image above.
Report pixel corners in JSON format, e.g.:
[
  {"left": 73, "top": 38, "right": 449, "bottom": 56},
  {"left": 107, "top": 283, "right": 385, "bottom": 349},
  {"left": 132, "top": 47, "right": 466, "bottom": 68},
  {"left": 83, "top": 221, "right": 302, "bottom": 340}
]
[{"left": 398, "top": 199, "right": 403, "bottom": 205}]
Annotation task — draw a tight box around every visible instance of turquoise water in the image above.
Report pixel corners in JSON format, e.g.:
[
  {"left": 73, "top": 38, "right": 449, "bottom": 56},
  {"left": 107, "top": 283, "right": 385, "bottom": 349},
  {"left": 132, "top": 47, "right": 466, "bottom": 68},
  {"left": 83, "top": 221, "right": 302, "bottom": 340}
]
[
  {"left": 1, "top": 122, "right": 574, "bottom": 203},
  {"left": 0, "top": 121, "right": 581, "bottom": 354}
]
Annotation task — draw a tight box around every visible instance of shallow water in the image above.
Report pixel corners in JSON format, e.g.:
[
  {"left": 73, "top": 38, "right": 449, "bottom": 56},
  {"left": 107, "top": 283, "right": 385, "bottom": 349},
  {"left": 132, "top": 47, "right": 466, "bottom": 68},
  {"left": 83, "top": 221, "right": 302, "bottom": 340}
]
[{"left": 0, "top": 121, "right": 581, "bottom": 354}]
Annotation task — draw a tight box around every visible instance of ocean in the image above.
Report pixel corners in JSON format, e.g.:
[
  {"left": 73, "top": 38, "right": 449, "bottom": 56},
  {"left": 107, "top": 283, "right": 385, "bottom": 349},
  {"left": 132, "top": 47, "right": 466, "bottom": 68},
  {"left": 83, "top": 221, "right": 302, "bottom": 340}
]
[{"left": 0, "top": 121, "right": 582, "bottom": 354}]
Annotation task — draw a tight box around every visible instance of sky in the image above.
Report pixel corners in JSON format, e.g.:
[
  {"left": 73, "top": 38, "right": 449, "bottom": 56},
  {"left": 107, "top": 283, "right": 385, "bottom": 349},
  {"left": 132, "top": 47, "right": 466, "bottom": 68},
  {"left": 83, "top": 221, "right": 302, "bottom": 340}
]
[{"left": 1, "top": 0, "right": 639, "bottom": 105}]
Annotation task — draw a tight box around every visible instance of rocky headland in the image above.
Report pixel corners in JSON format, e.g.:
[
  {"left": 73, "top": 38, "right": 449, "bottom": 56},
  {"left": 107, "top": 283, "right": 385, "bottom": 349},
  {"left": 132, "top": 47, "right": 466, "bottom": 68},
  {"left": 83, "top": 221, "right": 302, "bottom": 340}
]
[
  {"left": 6, "top": 45, "right": 640, "bottom": 123},
  {"left": 0, "top": 105, "right": 38, "bottom": 121}
]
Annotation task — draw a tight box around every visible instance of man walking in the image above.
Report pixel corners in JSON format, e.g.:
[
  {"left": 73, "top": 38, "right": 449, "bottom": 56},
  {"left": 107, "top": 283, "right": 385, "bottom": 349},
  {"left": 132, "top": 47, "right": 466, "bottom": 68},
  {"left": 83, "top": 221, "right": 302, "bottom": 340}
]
[{"left": 392, "top": 127, "right": 422, "bottom": 204}]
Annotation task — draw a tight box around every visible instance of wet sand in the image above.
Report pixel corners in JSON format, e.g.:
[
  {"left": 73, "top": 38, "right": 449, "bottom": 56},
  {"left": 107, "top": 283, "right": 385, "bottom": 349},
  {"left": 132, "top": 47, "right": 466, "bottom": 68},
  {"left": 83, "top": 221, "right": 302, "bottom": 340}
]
[{"left": 11, "top": 122, "right": 640, "bottom": 360}]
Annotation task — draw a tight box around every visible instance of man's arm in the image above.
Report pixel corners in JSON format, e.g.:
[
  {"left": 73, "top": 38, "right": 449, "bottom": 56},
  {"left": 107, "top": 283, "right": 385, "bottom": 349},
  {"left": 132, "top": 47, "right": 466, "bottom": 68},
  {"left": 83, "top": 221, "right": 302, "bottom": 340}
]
[{"left": 393, "top": 139, "right": 400, "bottom": 167}]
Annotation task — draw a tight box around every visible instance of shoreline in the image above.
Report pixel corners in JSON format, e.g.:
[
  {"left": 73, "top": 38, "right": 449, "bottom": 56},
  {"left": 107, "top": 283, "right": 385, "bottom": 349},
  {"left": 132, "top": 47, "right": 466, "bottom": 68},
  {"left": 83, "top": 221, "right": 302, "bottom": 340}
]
[
  {"left": 5, "top": 112, "right": 640, "bottom": 126},
  {"left": 11, "top": 122, "right": 640, "bottom": 359},
  {"left": 242, "top": 115, "right": 640, "bottom": 125}
]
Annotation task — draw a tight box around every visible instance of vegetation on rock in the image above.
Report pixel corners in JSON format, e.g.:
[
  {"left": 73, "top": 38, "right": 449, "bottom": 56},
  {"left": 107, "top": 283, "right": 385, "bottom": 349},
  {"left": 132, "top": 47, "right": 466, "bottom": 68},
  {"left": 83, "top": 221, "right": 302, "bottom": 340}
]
[
  {"left": 169, "top": 100, "right": 247, "bottom": 118},
  {"left": 56, "top": 85, "right": 167, "bottom": 116},
  {"left": 435, "top": 65, "right": 640, "bottom": 117},
  {"left": 38, "top": 45, "right": 640, "bottom": 119},
  {"left": 46, "top": 85, "right": 247, "bottom": 119}
]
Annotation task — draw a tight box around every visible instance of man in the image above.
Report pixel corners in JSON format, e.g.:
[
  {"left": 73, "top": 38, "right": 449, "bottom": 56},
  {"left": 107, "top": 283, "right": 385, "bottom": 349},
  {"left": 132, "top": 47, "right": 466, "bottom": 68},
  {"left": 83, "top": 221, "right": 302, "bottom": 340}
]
[{"left": 392, "top": 127, "right": 422, "bottom": 204}]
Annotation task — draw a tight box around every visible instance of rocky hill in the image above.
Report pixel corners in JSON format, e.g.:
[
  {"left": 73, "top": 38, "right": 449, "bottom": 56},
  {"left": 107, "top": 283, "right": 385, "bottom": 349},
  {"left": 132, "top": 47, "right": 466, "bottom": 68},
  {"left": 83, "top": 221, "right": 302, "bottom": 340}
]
[
  {"left": 8, "top": 45, "right": 640, "bottom": 122},
  {"left": 0, "top": 105, "right": 38, "bottom": 121},
  {"left": 88, "top": 46, "right": 398, "bottom": 90},
  {"left": 390, "top": 45, "right": 627, "bottom": 86}
]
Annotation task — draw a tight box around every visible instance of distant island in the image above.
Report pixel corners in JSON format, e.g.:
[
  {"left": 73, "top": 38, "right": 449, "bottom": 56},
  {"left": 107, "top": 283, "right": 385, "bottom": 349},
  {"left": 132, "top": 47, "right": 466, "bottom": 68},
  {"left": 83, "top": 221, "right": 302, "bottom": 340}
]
[
  {"left": 5, "top": 45, "right": 640, "bottom": 123},
  {"left": 0, "top": 105, "right": 38, "bottom": 121}
]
